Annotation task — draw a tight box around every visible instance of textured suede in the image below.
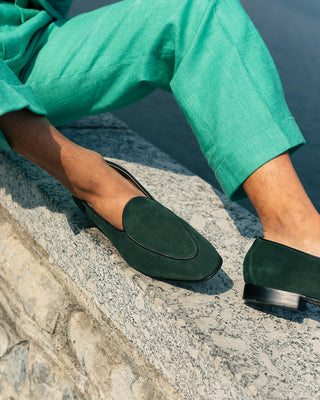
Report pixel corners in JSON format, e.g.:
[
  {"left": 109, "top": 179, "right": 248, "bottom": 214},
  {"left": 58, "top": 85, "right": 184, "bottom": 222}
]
[
  {"left": 123, "top": 197, "right": 197, "bottom": 259},
  {"left": 73, "top": 162, "right": 222, "bottom": 282},
  {"left": 243, "top": 238, "right": 320, "bottom": 299}
]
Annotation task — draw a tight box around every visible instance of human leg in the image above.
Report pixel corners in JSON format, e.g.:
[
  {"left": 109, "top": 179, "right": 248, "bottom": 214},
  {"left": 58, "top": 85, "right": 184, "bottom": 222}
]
[
  {"left": 0, "top": 107, "right": 222, "bottom": 281},
  {"left": 1, "top": 0, "right": 231, "bottom": 281},
  {"left": 13, "top": 0, "right": 214, "bottom": 230},
  {"left": 19, "top": 0, "right": 305, "bottom": 198},
  {"left": 9, "top": 0, "right": 320, "bottom": 290},
  {"left": 241, "top": 153, "right": 320, "bottom": 310},
  {"left": 0, "top": 108, "right": 144, "bottom": 230},
  {"left": 243, "top": 152, "right": 320, "bottom": 257}
]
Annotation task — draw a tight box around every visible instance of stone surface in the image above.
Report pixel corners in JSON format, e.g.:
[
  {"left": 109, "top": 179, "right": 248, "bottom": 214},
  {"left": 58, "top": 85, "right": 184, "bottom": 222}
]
[
  {"left": 0, "top": 204, "right": 183, "bottom": 400},
  {"left": 69, "top": 310, "right": 182, "bottom": 400},
  {"left": 29, "top": 359, "right": 80, "bottom": 400},
  {"left": 0, "top": 222, "right": 65, "bottom": 334},
  {"left": 1, "top": 342, "right": 28, "bottom": 393},
  {"left": 0, "top": 113, "right": 319, "bottom": 399},
  {"left": 0, "top": 325, "right": 9, "bottom": 357}
]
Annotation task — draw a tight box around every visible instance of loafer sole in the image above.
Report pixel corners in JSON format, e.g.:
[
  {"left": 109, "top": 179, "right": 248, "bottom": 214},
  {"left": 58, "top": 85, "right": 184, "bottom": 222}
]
[{"left": 243, "top": 283, "right": 320, "bottom": 311}]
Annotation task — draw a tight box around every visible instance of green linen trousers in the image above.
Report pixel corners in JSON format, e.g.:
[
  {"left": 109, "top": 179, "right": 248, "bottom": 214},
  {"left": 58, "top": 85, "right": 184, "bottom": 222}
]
[{"left": 0, "top": 0, "right": 305, "bottom": 201}]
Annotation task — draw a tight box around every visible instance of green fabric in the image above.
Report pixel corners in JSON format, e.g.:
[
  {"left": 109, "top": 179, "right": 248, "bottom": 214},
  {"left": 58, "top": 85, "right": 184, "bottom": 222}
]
[
  {"left": 0, "top": 60, "right": 47, "bottom": 150},
  {"left": 29, "top": 0, "right": 73, "bottom": 19},
  {"left": 0, "top": 0, "right": 72, "bottom": 74},
  {"left": 243, "top": 238, "right": 320, "bottom": 300},
  {"left": 0, "top": 0, "right": 306, "bottom": 200},
  {"left": 0, "top": 0, "right": 72, "bottom": 149}
]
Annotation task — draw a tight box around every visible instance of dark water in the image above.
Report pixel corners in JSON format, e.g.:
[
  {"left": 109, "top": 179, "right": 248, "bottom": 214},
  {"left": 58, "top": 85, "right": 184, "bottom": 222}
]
[{"left": 68, "top": 0, "right": 320, "bottom": 214}]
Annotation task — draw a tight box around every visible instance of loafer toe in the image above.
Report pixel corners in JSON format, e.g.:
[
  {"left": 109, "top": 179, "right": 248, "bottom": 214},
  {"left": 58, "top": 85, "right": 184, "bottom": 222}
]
[
  {"left": 119, "top": 197, "right": 222, "bottom": 281},
  {"left": 123, "top": 197, "right": 198, "bottom": 260}
]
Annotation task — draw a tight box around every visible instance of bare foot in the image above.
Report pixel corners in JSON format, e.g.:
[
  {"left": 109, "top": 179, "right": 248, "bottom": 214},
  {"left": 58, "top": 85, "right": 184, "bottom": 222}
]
[
  {"left": 263, "top": 211, "right": 320, "bottom": 257},
  {"left": 0, "top": 109, "right": 146, "bottom": 230},
  {"left": 243, "top": 152, "right": 320, "bottom": 258},
  {"left": 70, "top": 152, "right": 146, "bottom": 230}
]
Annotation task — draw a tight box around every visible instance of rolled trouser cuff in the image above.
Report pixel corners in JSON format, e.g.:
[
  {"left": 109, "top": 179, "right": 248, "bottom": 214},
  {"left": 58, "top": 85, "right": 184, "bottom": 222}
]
[
  {"left": 168, "top": 0, "right": 306, "bottom": 202},
  {"left": 210, "top": 116, "right": 305, "bottom": 201}
]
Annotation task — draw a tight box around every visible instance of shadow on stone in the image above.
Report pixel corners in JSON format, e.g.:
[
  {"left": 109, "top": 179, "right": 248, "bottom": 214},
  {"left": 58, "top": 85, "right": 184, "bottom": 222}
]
[{"left": 169, "top": 268, "right": 233, "bottom": 296}]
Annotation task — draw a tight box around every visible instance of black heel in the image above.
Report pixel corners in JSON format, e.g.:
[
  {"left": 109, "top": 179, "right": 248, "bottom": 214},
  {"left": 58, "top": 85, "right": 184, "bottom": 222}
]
[{"left": 243, "top": 284, "right": 306, "bottom": 311}]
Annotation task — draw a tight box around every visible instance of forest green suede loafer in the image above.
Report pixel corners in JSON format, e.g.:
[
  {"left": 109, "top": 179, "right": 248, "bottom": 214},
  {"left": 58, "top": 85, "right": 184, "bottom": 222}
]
[
  {"left": 243, "top": 237, "right": 320, "bottom": 311},
  {"left": 73, "top": 160, "right": 222, "bottom": 282}
]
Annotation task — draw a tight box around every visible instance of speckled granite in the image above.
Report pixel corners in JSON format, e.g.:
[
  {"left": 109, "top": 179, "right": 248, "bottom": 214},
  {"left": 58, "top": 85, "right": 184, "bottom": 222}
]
[
  {"left": 0, "top": 205, "right": 183, "bottom": 399},
  {"left": 0, "top": 113, "right": 319, "bottom": 400}
]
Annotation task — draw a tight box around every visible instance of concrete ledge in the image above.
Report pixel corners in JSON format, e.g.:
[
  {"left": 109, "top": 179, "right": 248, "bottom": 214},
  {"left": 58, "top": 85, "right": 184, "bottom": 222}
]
[{"left": 0, "top": 113, "right": 320, "bottom": 399}]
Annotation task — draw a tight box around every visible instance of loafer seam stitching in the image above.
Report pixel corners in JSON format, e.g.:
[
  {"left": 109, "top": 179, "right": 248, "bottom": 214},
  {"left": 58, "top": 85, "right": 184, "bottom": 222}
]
[{"left": 126, "top": 226, "right": 199, "bottom": 260}]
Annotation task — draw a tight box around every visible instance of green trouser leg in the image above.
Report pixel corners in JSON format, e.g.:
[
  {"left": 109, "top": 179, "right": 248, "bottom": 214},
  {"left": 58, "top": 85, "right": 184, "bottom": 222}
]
[{"left": 19, "top": 0, "right": 305, "bottom": 201}]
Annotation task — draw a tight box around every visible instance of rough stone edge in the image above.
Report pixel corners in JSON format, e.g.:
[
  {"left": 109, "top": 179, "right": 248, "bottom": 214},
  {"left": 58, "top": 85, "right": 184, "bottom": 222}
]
[{"left": 0, "top": 203, "right": 184, "bottom": 400}]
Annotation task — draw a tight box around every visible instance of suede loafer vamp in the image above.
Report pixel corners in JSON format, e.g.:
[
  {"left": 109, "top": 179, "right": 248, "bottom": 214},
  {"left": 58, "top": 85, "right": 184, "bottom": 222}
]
[
  {"left": 73, "top": 161, "right": 222, "bottom": 282},
  {"left": 243, "top": 237, "right": 320, "bottom": 311}
]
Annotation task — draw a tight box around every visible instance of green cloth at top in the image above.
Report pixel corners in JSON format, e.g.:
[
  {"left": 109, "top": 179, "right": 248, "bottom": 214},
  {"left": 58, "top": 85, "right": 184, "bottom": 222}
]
[
  {"left": 0, "top": 0, "right": 73, "bottom": 150},
  {"left": 0, "top": 0, "right": 306, "bottom": 202}
]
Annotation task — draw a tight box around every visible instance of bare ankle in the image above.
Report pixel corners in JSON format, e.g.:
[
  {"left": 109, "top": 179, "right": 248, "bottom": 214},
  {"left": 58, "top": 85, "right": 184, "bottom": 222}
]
[{"left": 263, "top": 211, "right": 320, "bottom": 256}]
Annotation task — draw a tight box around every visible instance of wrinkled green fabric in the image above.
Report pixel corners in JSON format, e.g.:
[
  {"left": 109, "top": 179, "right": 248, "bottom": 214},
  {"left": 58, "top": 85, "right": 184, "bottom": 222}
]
[
  {"left": 0, "top": 0, "right": 72, "bottom": 73},
  {"left": 0, "top": 0, "right": 73, "bottom": 150},
  {"left": 0, "top": 0, "right": 306, "bottom": 200}
]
